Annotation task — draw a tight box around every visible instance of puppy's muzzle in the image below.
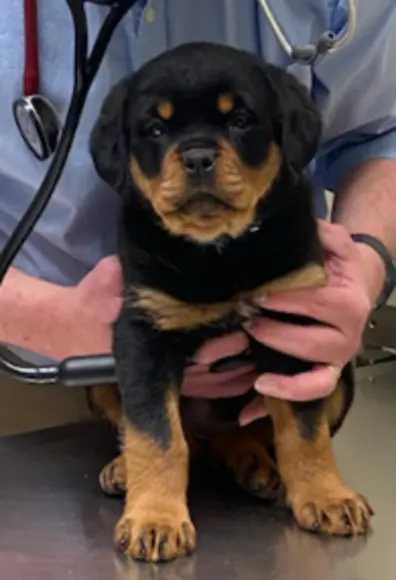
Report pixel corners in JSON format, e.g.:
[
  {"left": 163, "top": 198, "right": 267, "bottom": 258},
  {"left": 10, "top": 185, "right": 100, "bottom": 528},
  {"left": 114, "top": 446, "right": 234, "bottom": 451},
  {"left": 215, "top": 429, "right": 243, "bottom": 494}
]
[{"left": 175, "top": 142, "right": 229, "bottom": 216}]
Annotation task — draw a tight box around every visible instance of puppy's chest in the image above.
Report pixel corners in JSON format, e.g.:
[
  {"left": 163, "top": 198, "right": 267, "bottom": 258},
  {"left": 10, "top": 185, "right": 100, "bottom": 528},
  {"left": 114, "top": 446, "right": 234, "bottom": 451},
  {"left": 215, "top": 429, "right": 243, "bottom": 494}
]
[
  {"left": 128, "top": 259, "right": 324, "bottom": 333},
  {"left": 125, "top": 218, "right": 325, "bottom": 332},
  {"left": 132, "top": 288, "right": 258, "bottom": 333}
]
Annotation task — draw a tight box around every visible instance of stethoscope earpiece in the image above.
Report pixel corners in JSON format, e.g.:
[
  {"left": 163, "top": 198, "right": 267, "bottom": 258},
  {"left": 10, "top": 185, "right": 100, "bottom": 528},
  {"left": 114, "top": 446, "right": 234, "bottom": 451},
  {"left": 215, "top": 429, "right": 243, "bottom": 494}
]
[
  {"left": 317, "top": 30, "right": 337, "bottom": 52},
  {"left": 291, "top": 44, "right": 318, "bottom": 65},
  {"left": 258, "top": 0, "right": 355, "bottom": 65},
  {"left": 291, "top": 32, "right": 338, "bottom": 65},
  {"left": 13, "top": 94, "right": 62, "bottom": 161}
]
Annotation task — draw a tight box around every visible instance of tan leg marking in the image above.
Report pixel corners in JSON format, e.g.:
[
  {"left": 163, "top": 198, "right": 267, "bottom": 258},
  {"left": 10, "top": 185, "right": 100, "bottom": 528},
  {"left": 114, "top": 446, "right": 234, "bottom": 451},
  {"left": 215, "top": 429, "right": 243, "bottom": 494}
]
[
  {"left": 267, "top": 398, "right": 373, "bottom": 536},
  {"left": 114, "top": 390, "right": 196, "bottom": 562}
]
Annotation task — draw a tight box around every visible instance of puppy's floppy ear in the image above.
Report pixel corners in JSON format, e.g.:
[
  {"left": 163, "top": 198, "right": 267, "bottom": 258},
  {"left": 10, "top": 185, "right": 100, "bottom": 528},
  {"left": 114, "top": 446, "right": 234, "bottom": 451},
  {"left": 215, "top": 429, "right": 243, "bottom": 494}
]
[
  {"left": 264, "top": 65, "right": 322, "bottom": 172},
  {"left": 89, "top": 77, "right": 131, "bottom": 194}
]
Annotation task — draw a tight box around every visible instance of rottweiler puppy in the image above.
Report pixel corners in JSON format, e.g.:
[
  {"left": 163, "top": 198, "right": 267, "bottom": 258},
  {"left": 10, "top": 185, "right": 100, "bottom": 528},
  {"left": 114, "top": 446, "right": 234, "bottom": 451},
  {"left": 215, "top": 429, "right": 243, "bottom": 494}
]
[{"left": 89, "top": 42, "right": 373, "bottom": 562}]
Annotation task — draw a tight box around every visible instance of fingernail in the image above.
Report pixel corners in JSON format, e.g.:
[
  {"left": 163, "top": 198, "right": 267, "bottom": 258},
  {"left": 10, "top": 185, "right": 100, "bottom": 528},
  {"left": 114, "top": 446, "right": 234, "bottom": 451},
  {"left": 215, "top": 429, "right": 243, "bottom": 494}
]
[
  {"left": 255, "top": 293, "right": 267, "bottom": 306},
  {"left": 255, "top": 377, "right": 278, "bottom": 395},
  {"left": 239, "top": 415, "right": 251, "bottom": 427},
  {"left": 196, "top": 354, "right": 214, "bottom": 365}
]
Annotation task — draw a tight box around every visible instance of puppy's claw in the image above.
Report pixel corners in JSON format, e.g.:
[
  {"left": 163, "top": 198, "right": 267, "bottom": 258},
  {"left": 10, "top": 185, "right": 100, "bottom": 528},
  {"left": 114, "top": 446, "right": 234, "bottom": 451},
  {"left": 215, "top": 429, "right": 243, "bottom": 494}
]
[
  {"left": 99, "top": 456, "right": 127, "bottom": 497},
  {"left": 290, "top": 484, "right": 373, "bottom": 537},
  {"left": 114, "top": 506, "right": 196, "bottom": 562}
]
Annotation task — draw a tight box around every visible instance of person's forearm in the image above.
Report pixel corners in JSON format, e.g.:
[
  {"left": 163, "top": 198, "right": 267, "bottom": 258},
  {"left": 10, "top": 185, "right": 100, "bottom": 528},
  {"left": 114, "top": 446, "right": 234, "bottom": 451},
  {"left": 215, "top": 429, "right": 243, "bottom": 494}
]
[
  {"left": 332, "top": 158, "right": 396, "bottom": 304},
  {"left": 0, "top": 267, "right": 69, "bottom": 359}
]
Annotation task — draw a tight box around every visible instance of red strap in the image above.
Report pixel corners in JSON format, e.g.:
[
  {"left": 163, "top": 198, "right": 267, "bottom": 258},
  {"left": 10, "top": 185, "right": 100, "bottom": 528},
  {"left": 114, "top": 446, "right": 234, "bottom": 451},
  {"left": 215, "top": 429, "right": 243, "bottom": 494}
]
[{"left": 23, "top": 0, "right": 39, "bottom": 95}]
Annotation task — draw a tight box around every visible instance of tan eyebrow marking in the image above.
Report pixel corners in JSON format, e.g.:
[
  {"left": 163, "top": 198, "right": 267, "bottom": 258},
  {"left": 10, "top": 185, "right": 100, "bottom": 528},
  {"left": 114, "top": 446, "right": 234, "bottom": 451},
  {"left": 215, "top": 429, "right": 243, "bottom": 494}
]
[
  {"left": 217, "top": 93, "right": 236, "bottom": 114},
  {"left": 157, "top": 100, "right": 175, "bottom": 120}
]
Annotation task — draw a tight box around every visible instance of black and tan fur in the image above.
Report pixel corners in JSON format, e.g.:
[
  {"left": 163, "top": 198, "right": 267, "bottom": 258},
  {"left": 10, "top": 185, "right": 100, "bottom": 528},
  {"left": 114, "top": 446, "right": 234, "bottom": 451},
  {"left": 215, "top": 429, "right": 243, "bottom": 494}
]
[{"left": 89, "top": 42, "right": 372, "bottom": 563}]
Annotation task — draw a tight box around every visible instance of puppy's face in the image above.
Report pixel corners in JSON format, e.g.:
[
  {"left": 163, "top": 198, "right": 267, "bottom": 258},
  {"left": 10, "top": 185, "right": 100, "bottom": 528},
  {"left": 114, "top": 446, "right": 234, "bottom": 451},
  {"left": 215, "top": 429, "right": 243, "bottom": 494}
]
[{"left": 91, "top": 43, "right": 321, "bottom": 244}]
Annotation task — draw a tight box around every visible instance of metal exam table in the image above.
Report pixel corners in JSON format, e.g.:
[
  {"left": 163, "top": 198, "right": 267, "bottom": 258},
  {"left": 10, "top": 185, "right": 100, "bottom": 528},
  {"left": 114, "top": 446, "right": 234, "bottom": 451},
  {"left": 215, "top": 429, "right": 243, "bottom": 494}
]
[{"left": 1, "top": 306, "right": 396, "bottom": 580}]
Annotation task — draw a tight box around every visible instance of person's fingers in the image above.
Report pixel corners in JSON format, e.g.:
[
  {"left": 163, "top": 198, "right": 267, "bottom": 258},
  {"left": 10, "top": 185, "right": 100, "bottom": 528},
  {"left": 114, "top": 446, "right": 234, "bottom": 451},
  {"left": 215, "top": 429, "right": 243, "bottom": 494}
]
[
  {"left": 94, "top": 255, "right": 123, "bottom": 294},
  {"left": 244, "top": 317, "right": 349, "bottom": 364},
  {"left": 182, "top": 367, "right": 257, "bottom": 399},
  {"left": 192, "top": 331, "right": 249, "bottom": 364},
  {"left": 184, "top": 362, "right": 254, "bottom": 380},
  {"left": 251, "top": 221, "right": 356, "bottom": 309},
  {"left": 239, "top": 395, "right": 269, "bottom": 426},
  {"left": 253, "top": 287, "right": 349, "bottom": 324},
  {"left": 105, "top": 296, "right": 123, "bottom": 323},
  {"left": 316, "top": 219, "right": 354, "bottom": 260},
  {"left": 254, "top": 364, "right": 341, "bottom": 401}
]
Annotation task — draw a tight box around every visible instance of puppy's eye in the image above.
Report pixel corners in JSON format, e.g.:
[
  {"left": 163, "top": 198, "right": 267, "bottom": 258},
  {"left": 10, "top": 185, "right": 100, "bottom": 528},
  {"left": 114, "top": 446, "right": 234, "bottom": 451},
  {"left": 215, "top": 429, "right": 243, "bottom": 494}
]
[
  {"left": 144, "top": 119, "right": 166, "bottom": 138},
  {"left": 228, "top": 110, "right": 251, "bottom": 130}
]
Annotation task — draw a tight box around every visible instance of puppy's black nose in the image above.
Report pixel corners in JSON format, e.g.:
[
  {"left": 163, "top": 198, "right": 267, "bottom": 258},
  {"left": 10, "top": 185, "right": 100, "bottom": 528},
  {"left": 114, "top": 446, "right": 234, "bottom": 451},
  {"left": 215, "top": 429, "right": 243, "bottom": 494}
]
[{"left": 181, "top": 148, "right": 216, "bottom": 175}]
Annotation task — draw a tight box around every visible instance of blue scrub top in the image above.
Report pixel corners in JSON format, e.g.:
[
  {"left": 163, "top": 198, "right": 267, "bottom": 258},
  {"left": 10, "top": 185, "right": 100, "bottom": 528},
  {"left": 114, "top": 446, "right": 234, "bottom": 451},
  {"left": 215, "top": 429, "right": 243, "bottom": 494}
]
[{"left": 0, "top": 0, "right": 395, "bottom": 287}]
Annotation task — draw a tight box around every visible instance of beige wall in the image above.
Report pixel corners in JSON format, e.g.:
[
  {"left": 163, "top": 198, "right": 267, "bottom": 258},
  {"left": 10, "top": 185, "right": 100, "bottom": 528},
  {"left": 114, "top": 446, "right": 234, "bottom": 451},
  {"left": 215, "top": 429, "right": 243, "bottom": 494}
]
[{"left": 0, "top": 377, "right": 91, "bottom": 436}]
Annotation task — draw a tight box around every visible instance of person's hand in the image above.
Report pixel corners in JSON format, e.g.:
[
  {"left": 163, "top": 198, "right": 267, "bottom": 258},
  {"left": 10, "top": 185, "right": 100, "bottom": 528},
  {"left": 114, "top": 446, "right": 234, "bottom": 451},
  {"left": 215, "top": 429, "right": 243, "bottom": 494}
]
[
  {"left": 57, "top": 256, "right": 123, "bottom": 358},
  {"left": 182, "top": 220, "right": 374, "bottom": 425},
  {"left": 244, "top": 220, "right": 372, "bottom": 402},
  {"left": 181, "top": 331, "right": 263, "bottom": 424}
]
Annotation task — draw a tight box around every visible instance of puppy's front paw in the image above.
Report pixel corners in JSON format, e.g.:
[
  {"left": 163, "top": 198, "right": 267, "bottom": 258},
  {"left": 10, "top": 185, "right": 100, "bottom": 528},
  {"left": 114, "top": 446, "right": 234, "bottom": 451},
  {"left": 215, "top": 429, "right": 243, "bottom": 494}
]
[
  {"left": 115, "top": 501, "right": 196, "bottom": 562},
  {"left": 289, "top": 479, "right": 374, "bottom": 536}
]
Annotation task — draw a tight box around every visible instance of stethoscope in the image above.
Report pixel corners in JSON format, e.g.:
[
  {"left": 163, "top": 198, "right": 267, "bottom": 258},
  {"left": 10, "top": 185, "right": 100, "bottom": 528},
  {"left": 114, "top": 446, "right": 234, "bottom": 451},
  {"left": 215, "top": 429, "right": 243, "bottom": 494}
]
[
  {"left": 0, "top": 0, "right": 356, "bottom": 387},
  {"left": 12, "top": 0, "right": 357, "bottom": 164},
  {"left": 257, "top": 0, "right": 356, "bottom": 64},
  {"left": 12, "top": 0, "right": 62, "bottom": 161}
]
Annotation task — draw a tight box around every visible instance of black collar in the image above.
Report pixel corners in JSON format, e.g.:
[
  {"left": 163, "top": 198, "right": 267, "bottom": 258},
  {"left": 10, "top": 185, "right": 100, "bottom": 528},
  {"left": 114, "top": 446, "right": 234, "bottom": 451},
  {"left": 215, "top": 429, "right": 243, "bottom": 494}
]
[{"left": 213, "top": 219, "right": 263, "bottom": 252}]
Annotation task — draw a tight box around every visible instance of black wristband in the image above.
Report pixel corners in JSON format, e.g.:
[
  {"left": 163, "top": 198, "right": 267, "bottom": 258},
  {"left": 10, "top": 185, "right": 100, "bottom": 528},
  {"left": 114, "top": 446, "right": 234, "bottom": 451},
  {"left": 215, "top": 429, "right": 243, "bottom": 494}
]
[{"left": 350, "top": 233, "right": 396, "bottom": 309}]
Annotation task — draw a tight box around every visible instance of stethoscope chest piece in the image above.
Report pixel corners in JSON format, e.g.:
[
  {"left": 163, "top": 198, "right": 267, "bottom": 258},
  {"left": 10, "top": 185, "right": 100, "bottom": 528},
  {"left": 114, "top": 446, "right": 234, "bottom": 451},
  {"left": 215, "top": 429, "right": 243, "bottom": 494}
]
[{"left": 13, "top": 94, "right": 61, "bottom": 161}]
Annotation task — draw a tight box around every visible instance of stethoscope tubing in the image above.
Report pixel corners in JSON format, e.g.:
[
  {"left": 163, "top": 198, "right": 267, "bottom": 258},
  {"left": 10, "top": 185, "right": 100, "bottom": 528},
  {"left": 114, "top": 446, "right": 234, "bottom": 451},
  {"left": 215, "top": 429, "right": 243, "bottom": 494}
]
[
  {"left": 0, "top": 0, "right": 138, "bottom": 283},
  {"left": 23, "top": 0, "right": 40, "bottom": 96}
]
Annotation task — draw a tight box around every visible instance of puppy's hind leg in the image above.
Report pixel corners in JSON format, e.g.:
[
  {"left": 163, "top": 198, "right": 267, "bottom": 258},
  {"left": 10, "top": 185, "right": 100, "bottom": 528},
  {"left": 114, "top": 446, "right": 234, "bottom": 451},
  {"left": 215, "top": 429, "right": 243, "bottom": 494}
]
[
  {"left": 88, "top": 385, "right": 129, "bottom": 497},
  {"left": 209, "top": 419, "right": 283, "bottom": 502},
  {"left": 89, "top": 384, "right": 122, "bottom": 426}
]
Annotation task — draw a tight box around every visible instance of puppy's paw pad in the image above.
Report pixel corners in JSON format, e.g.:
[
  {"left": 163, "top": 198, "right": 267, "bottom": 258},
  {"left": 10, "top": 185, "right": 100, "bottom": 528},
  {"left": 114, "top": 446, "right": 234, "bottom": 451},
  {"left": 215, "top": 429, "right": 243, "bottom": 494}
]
[
  {"left": 99, "top": 456, "right": 126, "bottom": 497},
  {"left": 292, "top": 488, "right": 374, "bottom": 536},
  {"left": 114, "top": 507, "right": 196, "bottom": 562}
]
